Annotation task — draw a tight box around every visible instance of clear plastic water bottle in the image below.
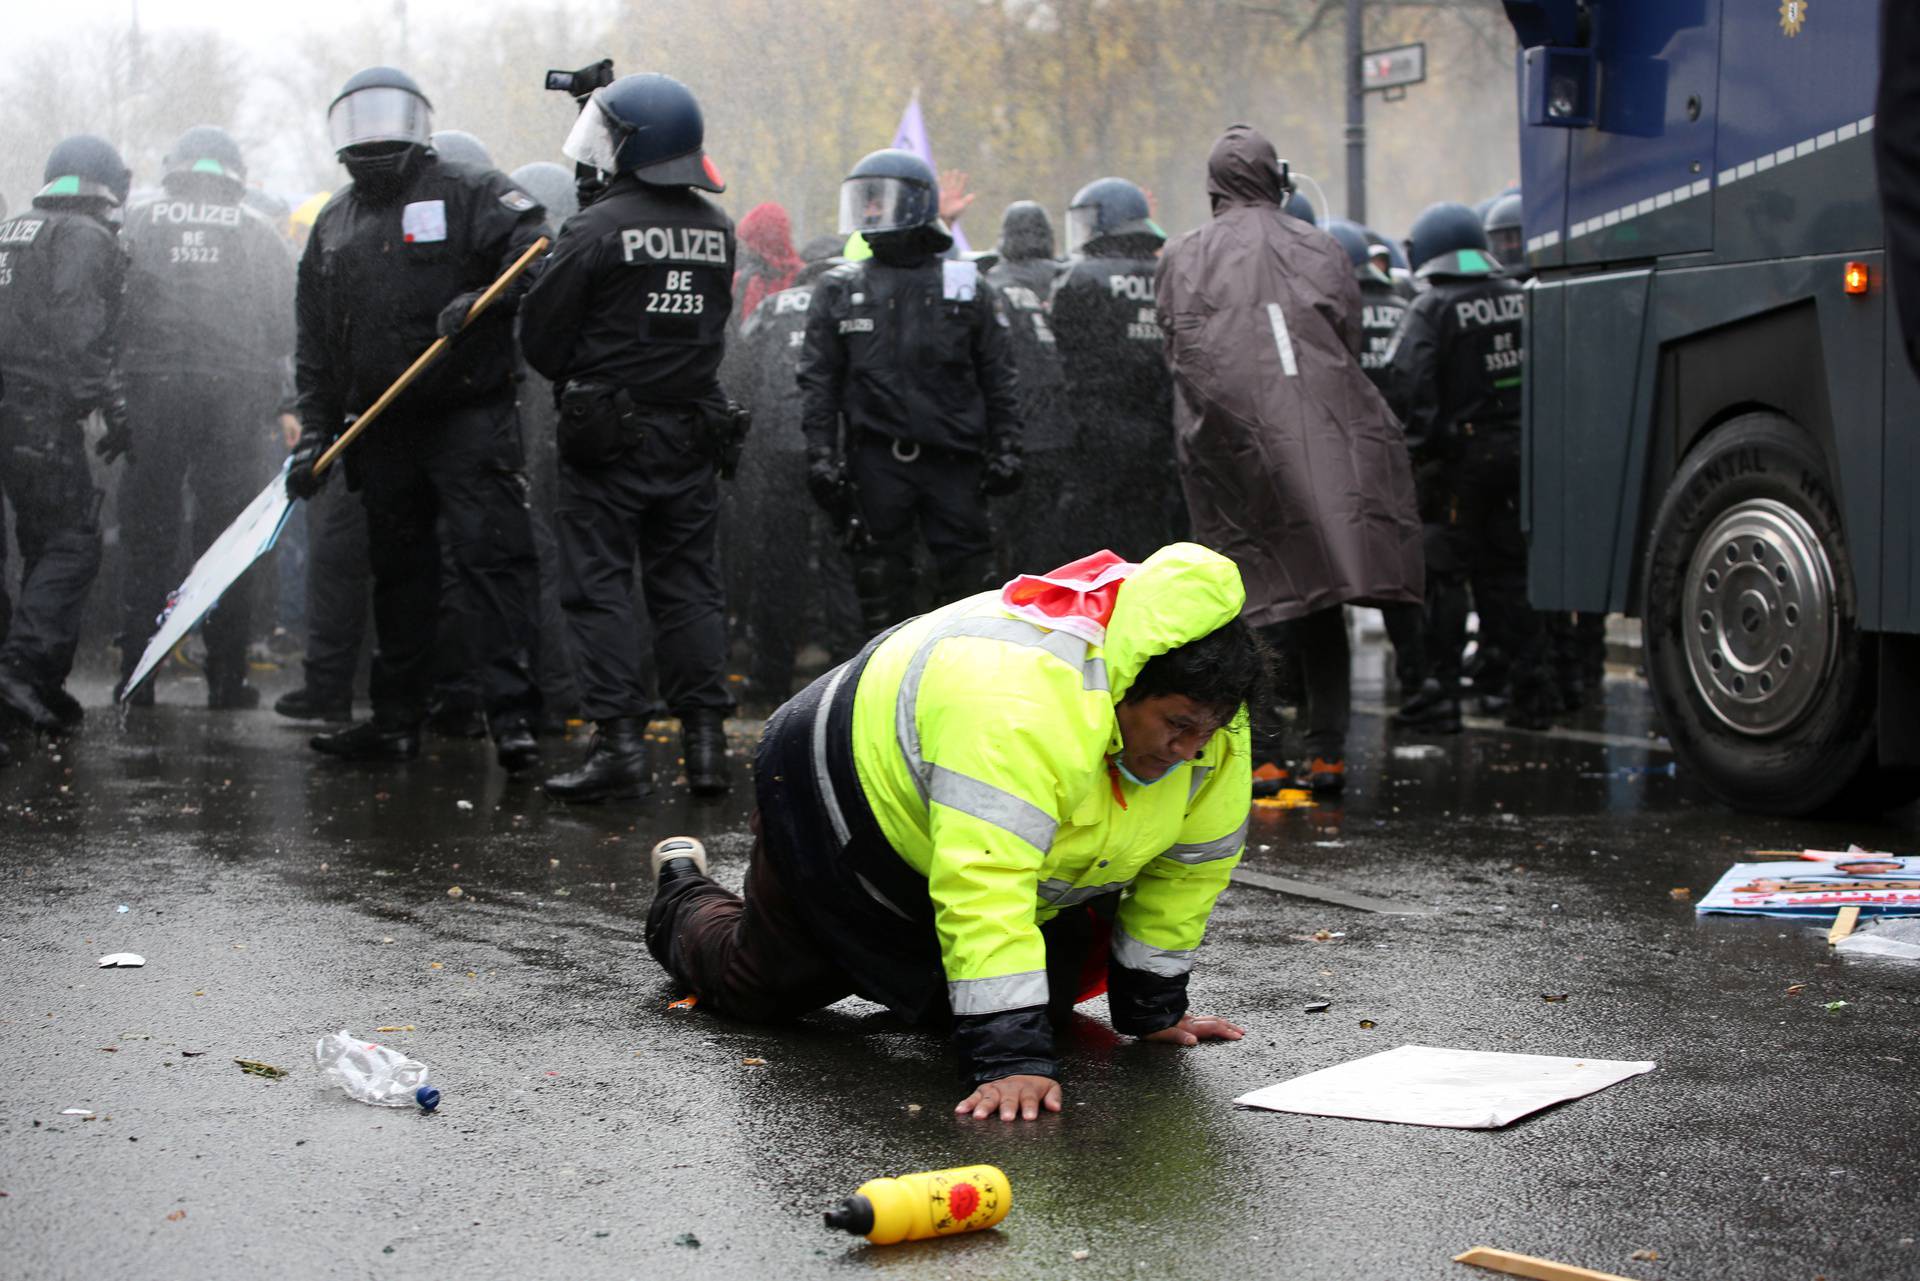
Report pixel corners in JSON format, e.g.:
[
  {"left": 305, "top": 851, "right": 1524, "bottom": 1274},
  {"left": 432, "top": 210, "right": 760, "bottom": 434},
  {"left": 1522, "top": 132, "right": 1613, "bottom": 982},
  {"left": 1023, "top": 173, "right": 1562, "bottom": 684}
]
[{"left": 314, "top": 1030, "right": 441, "bottom": 1111}]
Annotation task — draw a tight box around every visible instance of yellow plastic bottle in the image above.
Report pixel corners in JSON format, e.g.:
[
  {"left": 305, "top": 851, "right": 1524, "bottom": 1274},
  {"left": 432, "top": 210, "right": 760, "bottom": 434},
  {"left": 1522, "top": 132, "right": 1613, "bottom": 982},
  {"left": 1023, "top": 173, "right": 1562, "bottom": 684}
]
[{"left": 823, "top": 1164, "right": 1013, "bottom": 1244}]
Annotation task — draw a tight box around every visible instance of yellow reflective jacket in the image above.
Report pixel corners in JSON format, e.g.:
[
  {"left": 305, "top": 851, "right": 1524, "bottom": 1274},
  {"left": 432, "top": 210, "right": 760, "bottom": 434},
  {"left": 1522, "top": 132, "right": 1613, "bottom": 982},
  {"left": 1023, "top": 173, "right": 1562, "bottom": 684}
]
[{"left": 850, "top": 543, "right": 1251, "bottom": 1028}]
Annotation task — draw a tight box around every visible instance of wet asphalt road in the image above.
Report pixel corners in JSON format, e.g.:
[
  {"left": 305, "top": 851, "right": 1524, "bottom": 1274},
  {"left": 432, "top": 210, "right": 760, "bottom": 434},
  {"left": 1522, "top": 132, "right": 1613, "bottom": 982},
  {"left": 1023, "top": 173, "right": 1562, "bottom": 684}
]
[{"left": 4, "top": 661, "right": 1920, "bottom": 1281}]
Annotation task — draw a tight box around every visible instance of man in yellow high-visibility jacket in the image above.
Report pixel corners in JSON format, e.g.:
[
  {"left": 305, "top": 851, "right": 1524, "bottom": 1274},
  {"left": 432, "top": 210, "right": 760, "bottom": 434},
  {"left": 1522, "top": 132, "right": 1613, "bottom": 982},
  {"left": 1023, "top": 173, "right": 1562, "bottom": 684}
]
[{"left": 645, "top": 542, "right": 1263, "bottom": 1120}]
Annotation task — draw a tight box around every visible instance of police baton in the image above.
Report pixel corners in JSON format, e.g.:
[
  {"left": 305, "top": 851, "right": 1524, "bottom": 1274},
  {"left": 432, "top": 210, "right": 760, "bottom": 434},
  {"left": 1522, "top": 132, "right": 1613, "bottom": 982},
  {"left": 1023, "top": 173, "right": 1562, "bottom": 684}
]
[{"left": 313, "top": 236, "right": 551, "bottom": 476}]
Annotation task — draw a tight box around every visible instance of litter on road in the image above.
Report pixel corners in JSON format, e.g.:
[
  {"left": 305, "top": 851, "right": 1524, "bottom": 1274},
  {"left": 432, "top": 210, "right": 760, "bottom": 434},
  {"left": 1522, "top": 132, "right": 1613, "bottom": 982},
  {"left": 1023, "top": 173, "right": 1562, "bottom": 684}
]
[
  {"left": 824, "top": 1164, "right": 1011, "bottom": 1245},
  {"left": 1454, "top": 1245, "right": 1636, "bottom": 1281},
  {"left": 96, "top": 953, "right": 145, "bottom": 968},
  {"left": 234, "top": 1059, "right": 288, "bottom": 1080},
  {"left": 1696, "top": 856, "right": 1920, "bottom": 918},
  {"left": 1234, "top": 1045, "right": 1655, "bottom": 1129},
  {"left": 1834, "top": 917, "right": 1920, "bottom": 962}
]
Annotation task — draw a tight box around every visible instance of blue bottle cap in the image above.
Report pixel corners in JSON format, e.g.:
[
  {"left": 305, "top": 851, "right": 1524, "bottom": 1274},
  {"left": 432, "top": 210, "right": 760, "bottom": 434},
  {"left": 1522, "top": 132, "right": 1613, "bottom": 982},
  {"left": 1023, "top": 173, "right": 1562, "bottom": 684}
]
[{"left": 415, "top": 1085, "right": 441, "bottom": 1112}]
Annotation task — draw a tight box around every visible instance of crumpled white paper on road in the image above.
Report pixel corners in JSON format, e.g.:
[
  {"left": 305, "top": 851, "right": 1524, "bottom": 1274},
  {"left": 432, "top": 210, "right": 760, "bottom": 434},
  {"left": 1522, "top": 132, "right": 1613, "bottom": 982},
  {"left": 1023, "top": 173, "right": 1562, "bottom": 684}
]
[{"left": 1233, "top": 1044, "right": 1655, "bottom": 1129}]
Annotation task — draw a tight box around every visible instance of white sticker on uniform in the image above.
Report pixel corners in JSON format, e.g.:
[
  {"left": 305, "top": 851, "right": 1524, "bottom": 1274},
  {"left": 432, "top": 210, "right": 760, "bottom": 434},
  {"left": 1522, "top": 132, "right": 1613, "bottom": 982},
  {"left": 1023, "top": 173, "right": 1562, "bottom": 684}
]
[
  {"left": 499, "top": 189, "right": 537, "bottom": 213},
  {"left": 1265, "top": 302, "right": 1299, "bottom": 377},
  {"left": 402, "top": 200, "right": 448, "bottom": 244},
  {"left": 942, "top": 259, "right": 979, "bottom": 302}
]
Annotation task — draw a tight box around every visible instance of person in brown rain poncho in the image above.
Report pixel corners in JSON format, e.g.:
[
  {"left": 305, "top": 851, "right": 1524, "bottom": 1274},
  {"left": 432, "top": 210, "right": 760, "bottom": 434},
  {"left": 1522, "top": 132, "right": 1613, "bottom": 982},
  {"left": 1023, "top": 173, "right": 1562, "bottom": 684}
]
[{"left": 1155, "top": 123, "right": 1422, "bottom": 796}]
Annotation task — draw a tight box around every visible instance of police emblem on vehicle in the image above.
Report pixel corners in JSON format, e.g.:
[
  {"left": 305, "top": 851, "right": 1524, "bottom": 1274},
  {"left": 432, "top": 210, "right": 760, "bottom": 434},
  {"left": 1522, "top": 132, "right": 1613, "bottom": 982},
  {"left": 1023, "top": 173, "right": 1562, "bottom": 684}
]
[{"left": 1779, "top": 0, "right": 1806, "bottom": 36}]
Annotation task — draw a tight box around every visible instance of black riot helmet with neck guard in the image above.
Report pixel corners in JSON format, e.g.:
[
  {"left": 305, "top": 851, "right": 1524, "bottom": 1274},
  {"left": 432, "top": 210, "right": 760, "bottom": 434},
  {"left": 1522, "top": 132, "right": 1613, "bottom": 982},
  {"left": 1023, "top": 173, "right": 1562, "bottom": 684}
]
[{"left": 329, "top": 66, "right": 433, "bottom": 204}]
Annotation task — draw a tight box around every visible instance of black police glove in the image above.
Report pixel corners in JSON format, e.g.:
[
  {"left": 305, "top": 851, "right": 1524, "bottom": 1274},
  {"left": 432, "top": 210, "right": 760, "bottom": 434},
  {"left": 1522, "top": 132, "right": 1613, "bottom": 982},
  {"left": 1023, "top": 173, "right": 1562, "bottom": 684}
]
[
  {"left": 806, "top": 446, "right": 846, "bottom": 512},
  {"left": 980, "top": 447, "right": 1024, "bottom": 497},
  {"left": 435, "top": 289, "right": 486, "bottom": 339},
  {"left": 286, "top": 433, "right": 331, "bottom": 501},
  {"left": 93, "top": 396, "right": 133, "bottom": 465}
]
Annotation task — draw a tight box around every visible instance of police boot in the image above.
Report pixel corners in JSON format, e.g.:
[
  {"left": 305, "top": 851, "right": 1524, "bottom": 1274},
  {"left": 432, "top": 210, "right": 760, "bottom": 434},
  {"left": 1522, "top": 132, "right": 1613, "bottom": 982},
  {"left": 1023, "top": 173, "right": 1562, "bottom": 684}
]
[
  {"left": 1391, "top": 679, "right": 1461, "bottom": 733},
  {"left": 493, "top": 719, "right": 541, "bottom": 774},
  {"left": 310, "top": 718, "right": 422, "bottom": 762},
  {"left": 207, "top": 668, "right": 261, "bottom": 711},
  {"left": 38, "top": 683, "right": 84, "bottom": 730},
  {"left": 682, "top": 709, "right": 732, "bottom": 797},
  {"left": 275, "top": 686, "right": 353, "bottom": 722},
  {"left": 543, "top": 717, "right": 652, "bottom": 803},
  {"left": 0, "top": 662, "right": 60, "bottom": 733}
]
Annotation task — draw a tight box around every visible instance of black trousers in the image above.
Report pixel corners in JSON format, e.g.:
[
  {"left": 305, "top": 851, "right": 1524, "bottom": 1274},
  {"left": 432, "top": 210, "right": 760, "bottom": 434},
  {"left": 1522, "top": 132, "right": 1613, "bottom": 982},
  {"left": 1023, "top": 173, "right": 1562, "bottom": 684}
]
[
  {"left": 519, "top": 377, "right": 582, "bottom": 718},
  {"left": 1069, "top": 404, "right": 1183, "bottom": 563},
  {"left": 1428, "top": 428, "right": 1549, "bottom": 709},
  {"left": 846, "top": 436, "right": 995, "bottom": 631},
  {"left": 300, "top": 477, "right": 370, "bottom": 703},
  {"left": 354, "top": 396, "right": 541, "bottom": 733},
  {"left": 118, "top": 372, "right": 271, "bottom": 690},
  {"left": 738, "top": 449, "right": 861, "bottom": 702},
  {"left": 1252, "top": 605, "right": 1352, "bottom": 764},
  {"left": 557, "top": 402, "right": 729, "bottom": 722},
  {"left": 0, "top": 396, "right": 101, "bottom": 688}
]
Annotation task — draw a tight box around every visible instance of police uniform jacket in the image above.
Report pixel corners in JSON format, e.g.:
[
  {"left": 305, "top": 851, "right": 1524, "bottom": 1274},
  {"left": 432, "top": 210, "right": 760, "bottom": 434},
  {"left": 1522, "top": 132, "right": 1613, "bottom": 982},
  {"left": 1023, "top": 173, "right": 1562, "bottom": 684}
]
[
  {"left": 0, "top": 202, "right": 124, "bottom": 408},
  {"left": 1354, "top": 269, "right": 1409, "bottom": 396},
  {"left": 122, "top": 181, "right": 295, "bottom": 382},
  {"left": 1049, "top": 244, "right": 1172, "bottom": 419},
  {"left": 797, "top": 253, "right": 1022, "bottom": 458},
  {"left": 983, "top": 254, "right": 1072, "bottom": 452},
  {"left": 733, "top": 258, "right": 837, "bottom": 457},
  {"left": 518, "top": 173, "right": 734, "bottom": 405},
  {"left": 294, "top": 156, "right": 549, "bottom": 438},
  {"left": 1382, "top": 254, "right": 1525, "bottom": 461}
]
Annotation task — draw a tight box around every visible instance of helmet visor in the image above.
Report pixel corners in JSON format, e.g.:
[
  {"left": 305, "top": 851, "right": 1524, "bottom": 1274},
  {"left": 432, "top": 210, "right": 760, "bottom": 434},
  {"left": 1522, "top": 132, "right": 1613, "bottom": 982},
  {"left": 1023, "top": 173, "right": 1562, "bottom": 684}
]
[
  {"left": 328, "top": 86, "right": 431, "bottom": 153},
  {"left": 1486, "top": 226, "right": 1525, "bottom": 270},
  {"left": 1064, "top": 205, "right": 1102, "bottom": 258},
  {"left": 561, "top": 95, "right": 629, "bottom": 173},
  {"left": 837, "top": 176, "right": 925, "bottom": 236}
]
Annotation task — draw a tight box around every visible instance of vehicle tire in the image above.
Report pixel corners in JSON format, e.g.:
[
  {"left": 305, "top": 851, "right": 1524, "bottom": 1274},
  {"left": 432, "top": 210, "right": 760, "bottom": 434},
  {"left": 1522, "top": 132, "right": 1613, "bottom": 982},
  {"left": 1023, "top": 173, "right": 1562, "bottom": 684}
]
[{"left": 1640, "top": 412, "right": 1875, "bottom": 815}]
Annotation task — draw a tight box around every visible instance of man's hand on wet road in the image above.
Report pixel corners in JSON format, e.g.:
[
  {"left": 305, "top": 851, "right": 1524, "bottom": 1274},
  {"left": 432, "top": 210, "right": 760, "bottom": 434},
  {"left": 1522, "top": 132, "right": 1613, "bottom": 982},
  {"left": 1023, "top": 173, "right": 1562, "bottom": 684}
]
[
  {"left": 954, "top": 1074, "right": 1063, "bottom": 1121},
  {"left": 1142, "top": 1014, "right": 1246, "bottom": 1046}
]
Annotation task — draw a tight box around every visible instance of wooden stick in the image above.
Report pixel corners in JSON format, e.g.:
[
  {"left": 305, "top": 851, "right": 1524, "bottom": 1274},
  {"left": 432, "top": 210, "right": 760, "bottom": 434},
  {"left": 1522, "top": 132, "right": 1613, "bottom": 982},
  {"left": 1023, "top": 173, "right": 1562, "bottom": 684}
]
[
  {"left": 1828, "top": 905, "right": 1861, "bottom": 944},
  {"left": 1453, "top": 1246, "right": 1636, "bottom": 1281},
  {"left": 313, "top": 235, "right": 550, "bottom": 476}
]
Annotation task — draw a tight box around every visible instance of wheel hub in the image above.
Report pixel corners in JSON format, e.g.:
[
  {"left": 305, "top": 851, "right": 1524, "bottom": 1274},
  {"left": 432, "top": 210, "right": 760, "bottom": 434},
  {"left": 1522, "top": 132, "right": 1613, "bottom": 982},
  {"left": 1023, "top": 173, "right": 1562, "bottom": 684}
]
[{"left": 1681, "top": 498, "right": 1836, "bottom": 736}]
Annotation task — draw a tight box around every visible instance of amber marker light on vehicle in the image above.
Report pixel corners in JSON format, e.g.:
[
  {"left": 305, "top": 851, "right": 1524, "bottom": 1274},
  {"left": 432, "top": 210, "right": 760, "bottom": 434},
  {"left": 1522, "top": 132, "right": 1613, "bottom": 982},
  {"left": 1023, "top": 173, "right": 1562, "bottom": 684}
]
[{"left": 1844, "top": 262, "right": 1870, "bottom": 295}]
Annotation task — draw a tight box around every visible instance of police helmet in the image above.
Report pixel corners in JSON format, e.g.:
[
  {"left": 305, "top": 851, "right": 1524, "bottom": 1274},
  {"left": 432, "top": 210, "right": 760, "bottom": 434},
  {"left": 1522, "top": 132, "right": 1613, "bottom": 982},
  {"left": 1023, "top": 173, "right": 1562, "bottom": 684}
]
[
  {"left": 328, "top": 66, "right": 432, "bottom": 155},
  {"left": 164, "top": 125, "right": 246, "bottom": 188},
  {"left": 563, "top": 72, "right": 723, "bottom": 192},
  {"left": 39, "top": 134, "right": 132, "bottom": 208},
  {"left": 511, "top": 161, "right": 578, "bottom": 226},
  {"left": 1406, "top": 201, "right": 1489, "bottom": 273},
  {"left": 837, "top": 149, "right": 940, "bottom": 237},
  {"left": 1482, "top": 192, "right": 1526, "bottom": 271},
  {"left": 1284, "top": 190, "right": 1317, "bottom": 225},
  {"left": 1064, "top": 177, "right": 1161, "bottom": 257},
  {"left": 1324, "top": 218, "right": 1373, "bottom": 269},
  {"left": 430, "top": 129, "right": 494, "bottom": 170},
  {"left": 998, "top": 200, "right": 1056, "bottom": 261}
]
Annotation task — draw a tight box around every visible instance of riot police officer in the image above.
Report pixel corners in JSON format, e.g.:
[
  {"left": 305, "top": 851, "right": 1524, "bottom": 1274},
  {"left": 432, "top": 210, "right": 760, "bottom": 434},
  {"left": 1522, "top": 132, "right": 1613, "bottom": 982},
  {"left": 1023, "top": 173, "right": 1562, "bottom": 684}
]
[
  {"left": 117, "top": 126, "right": 295, "bottom": 710},
  {"left": 0, "top": 135, "right": 131, "bottom": 733},
  {"left": 983, "top": 200, "right": 1076, "bottom": 573},
  {"left": 519, "top": 72, "right": 739, "bottom": 801},
  {"left": 728, "top": 234, "right": 862, "bottom": 710},
  {"left": 1049, "top": 177, "right": 1179, "bottom": 561},
  {"left": 285, "top": 66, "right": 549, "bottom": 771},
  {"left": 1385, "top": 202, "right": 1551, "bottom": 730},
  {"left": 798, "top": 149, "right": 1023, "bottom": 631},
  {"left": 1482, "top": 192, "right": 1526, "bottom": 276}
]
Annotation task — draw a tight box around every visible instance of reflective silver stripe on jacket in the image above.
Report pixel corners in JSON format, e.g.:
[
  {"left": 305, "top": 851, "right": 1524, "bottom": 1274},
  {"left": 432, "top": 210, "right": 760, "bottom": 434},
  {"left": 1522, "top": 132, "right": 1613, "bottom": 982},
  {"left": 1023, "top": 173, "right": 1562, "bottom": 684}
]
[
  {"left": 1038, "top": 877, "right": 1130, "bottom": 908},
  {"left": 1110, "top": 924, "right": 1198, "bottom": 978},
  {"left": 1159, "top": 819, "right": 1249, "bottom": 865},
  {"left": 896, "top": 615, "right": 1109, "bottom": 811},
  {"left": 811, "top": 658, "right": 857, "bottom": 846},
  {"left": 929, "top": 764, "right": 1058, "bottom": 852},
  {"left": 948, "top": 970, "right": 1049, "bottom": 1016},
  {"left": 1187, "top": 764, "right": 1213, "bottom": 802}
]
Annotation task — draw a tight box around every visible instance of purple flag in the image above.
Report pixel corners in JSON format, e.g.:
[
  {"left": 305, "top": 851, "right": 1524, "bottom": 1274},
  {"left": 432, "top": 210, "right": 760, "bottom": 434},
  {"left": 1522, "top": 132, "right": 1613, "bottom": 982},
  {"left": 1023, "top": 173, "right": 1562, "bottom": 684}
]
[{"left": 891, "top": 93, "right": 971, "bottom": 254}]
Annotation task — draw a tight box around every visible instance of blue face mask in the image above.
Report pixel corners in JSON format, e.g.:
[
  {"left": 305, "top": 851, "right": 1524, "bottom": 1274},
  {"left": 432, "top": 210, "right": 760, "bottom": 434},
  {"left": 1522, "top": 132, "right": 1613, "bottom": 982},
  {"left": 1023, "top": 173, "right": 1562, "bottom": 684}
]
[{"left": 1113, "top": 755, "right": 1174, "bottom": 787}]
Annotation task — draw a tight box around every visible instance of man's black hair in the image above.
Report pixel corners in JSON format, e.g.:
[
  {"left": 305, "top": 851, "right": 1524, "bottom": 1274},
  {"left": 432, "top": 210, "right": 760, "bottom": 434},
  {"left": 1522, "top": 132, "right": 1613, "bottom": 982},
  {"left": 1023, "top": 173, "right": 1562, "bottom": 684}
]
[{"left": 1124, "top": 616, "right": 1271, "bottom": 728}]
